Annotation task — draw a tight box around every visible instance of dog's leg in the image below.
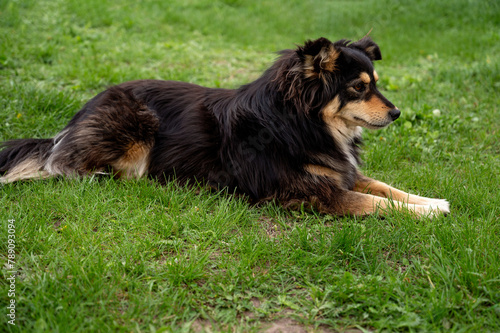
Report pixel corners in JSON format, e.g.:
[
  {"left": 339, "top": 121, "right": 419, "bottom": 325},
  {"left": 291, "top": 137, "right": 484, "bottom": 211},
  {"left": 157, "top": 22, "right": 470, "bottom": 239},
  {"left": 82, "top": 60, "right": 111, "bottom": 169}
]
[
  {"left": 354, "top": 172, "right": 449, "bottom": 214},
  {"left": 45, "top": 87, "right": 159, "bottom": 179},
  {"left": 328, "top": 190, "right": 444, "bottom": 217},
  {"left": 281, "top": 173, "right": 443, "bottom": 218}
]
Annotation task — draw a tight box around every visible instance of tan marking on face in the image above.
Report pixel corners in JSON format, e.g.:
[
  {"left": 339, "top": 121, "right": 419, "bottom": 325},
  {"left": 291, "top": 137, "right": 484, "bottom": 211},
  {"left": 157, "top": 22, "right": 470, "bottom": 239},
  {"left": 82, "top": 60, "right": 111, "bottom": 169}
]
[
  {"left": 321, "top": 96, "right": 341, "bottom": 120},
  {"left": 321, "top": 96, "right": 364, "bottom": 136},
  {"left": 373, "top": 70, "right": 379, "bottom": 82},
  {"left": 360, "top": 72, "right": 371, "bottom": 84},
  {"left": 322, "top": 98, "right": 357, "bottom": 146},
  {"left": 305, "top": 164, "right": 343, "bottom": 184},
  {"left": 320, "top": 97, "right": 363, "bottom": 166},
  {"left": 338, "top": 96, "right": 391, "bottom": 129},
  {"left": 364, "top": 96, "right": 390, "bottom": 114},
  {"left": 113, "top": 142, "right": 151, "bottom": 179}
]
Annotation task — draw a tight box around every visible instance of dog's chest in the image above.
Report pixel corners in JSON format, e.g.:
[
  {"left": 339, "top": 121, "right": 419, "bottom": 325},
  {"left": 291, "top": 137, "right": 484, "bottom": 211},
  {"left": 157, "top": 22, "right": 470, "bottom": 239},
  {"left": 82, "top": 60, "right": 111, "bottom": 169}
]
[{"left": 308, "top": 126, "right": 362, "bottom": 190}]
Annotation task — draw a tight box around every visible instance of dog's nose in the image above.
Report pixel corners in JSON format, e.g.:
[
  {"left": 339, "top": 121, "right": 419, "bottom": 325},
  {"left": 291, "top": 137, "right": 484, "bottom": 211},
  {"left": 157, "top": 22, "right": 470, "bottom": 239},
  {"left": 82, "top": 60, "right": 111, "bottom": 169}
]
[{"left": 389, "top": 108, "right": 401, "bottom": 121}]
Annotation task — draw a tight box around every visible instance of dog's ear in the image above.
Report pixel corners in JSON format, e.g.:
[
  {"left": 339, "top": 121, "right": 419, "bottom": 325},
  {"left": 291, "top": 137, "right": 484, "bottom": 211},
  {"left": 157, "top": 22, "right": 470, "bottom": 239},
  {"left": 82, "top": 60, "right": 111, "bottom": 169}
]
[
  {"left": 297, "top": 37, "right": 341, "bottom": 78},
  {"left": 348, "top": 37, "right": 382, "bottom": 61}
]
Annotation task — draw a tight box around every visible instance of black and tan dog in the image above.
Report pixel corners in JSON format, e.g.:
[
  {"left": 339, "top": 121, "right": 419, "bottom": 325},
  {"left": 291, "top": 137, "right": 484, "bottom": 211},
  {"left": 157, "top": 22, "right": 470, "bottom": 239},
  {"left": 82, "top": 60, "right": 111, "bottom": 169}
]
[{"left": 0, "top": 37, "right": 449, "bottom": 217}]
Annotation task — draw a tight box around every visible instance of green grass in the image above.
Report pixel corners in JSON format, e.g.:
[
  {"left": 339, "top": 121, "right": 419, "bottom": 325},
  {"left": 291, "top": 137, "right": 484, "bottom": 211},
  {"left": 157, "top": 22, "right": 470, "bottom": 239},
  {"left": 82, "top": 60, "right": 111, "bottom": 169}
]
[{"left": 1, "top": 0, "right": 499, "bottom": 331}]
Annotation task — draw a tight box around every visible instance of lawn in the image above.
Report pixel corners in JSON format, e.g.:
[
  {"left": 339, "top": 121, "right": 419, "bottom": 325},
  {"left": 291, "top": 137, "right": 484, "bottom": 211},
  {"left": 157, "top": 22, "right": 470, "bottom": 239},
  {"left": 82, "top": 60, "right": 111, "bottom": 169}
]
[{"left": 1, "top": 0, "right": 499, "bottom": 331}]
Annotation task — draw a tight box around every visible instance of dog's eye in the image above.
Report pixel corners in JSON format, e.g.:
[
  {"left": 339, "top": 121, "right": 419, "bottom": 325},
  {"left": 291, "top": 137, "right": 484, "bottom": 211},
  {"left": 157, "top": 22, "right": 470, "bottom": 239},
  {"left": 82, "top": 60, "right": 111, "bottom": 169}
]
[{"left": 353, "top": 83, "right": 365, "bottom": 92}]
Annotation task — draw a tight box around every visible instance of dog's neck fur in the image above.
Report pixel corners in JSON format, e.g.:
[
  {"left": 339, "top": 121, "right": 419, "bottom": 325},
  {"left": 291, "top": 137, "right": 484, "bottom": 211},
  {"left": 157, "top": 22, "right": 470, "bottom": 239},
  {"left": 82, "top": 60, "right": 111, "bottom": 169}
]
[{"left": 319, "top": 96, "right": 363, "bottom": 166}]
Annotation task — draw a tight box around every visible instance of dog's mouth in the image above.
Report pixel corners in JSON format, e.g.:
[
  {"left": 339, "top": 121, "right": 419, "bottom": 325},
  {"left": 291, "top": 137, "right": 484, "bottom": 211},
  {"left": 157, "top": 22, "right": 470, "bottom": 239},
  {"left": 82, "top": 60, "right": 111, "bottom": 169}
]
[{"left": 353, "top": 117, "right": 391, "bottom": 129}]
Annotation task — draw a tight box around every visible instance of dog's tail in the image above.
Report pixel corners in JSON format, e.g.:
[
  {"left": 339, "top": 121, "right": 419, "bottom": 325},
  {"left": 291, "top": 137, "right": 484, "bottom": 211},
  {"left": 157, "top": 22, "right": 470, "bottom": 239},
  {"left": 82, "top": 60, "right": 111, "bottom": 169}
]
[{"left": 0, "top": 138, "right": 54, "bottom": 183}]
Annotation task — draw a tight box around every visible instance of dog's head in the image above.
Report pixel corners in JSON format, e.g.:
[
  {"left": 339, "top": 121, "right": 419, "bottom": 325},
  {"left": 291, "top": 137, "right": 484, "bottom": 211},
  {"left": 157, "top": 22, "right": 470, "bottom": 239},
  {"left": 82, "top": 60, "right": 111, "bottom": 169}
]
[{"left": 288, "top": 37, "right": 400, "bottom": 130}]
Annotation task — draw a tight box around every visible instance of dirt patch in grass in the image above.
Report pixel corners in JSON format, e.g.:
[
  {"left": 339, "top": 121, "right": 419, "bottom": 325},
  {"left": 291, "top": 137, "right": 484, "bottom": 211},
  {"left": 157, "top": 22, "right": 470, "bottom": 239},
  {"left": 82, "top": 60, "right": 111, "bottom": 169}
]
[
  {"left": 263, "top": 318, "right": 309, "bottom": 333},
  {"left": 262, "top": 318, "right": 364, "bottom": 333},
  {"left": 258, "top": 215, "right": 291, "bottom": 239},
  {"left": 191, "top": 318, "right": 212, "bottom": 332},
  {"left": 191, "top": 316, "right": 363, "bottom": 333}
]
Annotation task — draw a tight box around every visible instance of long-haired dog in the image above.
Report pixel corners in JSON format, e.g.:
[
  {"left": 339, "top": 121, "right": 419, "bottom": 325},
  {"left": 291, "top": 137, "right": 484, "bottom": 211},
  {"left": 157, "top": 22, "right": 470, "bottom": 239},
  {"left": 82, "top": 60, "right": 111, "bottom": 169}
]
[{"left": 0, "top": 37, "right": 449, "bottom": 217}]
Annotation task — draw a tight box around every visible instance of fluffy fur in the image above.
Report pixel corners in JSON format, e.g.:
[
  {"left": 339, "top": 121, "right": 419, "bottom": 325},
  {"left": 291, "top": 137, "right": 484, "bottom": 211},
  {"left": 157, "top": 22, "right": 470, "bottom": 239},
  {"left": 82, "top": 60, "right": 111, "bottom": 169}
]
[{"left": 0, "top": 37, "right": 449, "bottom": 217}]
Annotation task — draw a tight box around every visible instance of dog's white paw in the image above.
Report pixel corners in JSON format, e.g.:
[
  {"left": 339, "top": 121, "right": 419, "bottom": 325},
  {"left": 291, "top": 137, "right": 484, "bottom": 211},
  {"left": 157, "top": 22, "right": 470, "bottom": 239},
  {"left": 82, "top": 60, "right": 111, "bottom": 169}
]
[
  {"left": 408, "top": 195, "right": 450, "bottom": 215},
  {"left": 427, "top": 198, "right": 450, "bottom": 214},
  {"left": 409, "top": 201, "right": 449, "bottom": 218}
]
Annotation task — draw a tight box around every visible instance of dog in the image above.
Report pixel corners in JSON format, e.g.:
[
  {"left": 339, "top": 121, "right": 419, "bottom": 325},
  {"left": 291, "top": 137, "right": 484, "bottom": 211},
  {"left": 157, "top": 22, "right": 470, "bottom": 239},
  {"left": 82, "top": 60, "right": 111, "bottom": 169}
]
[{"left": 0, "top": 37, "right": 449, "bottom": 217}]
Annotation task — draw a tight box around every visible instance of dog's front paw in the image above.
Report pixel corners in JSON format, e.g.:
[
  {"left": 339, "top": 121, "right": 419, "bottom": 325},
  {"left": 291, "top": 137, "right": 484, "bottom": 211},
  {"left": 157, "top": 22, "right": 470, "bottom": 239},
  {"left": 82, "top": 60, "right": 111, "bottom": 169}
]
[
  {"left": 409, "top": 195, "right": 450, "bottom": 215},
  {"left": 410, "top": 201, "right": 449, "bottom": 218},
  {"left": 427, "top": 198, "right": 450, "bottom": 215}
]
